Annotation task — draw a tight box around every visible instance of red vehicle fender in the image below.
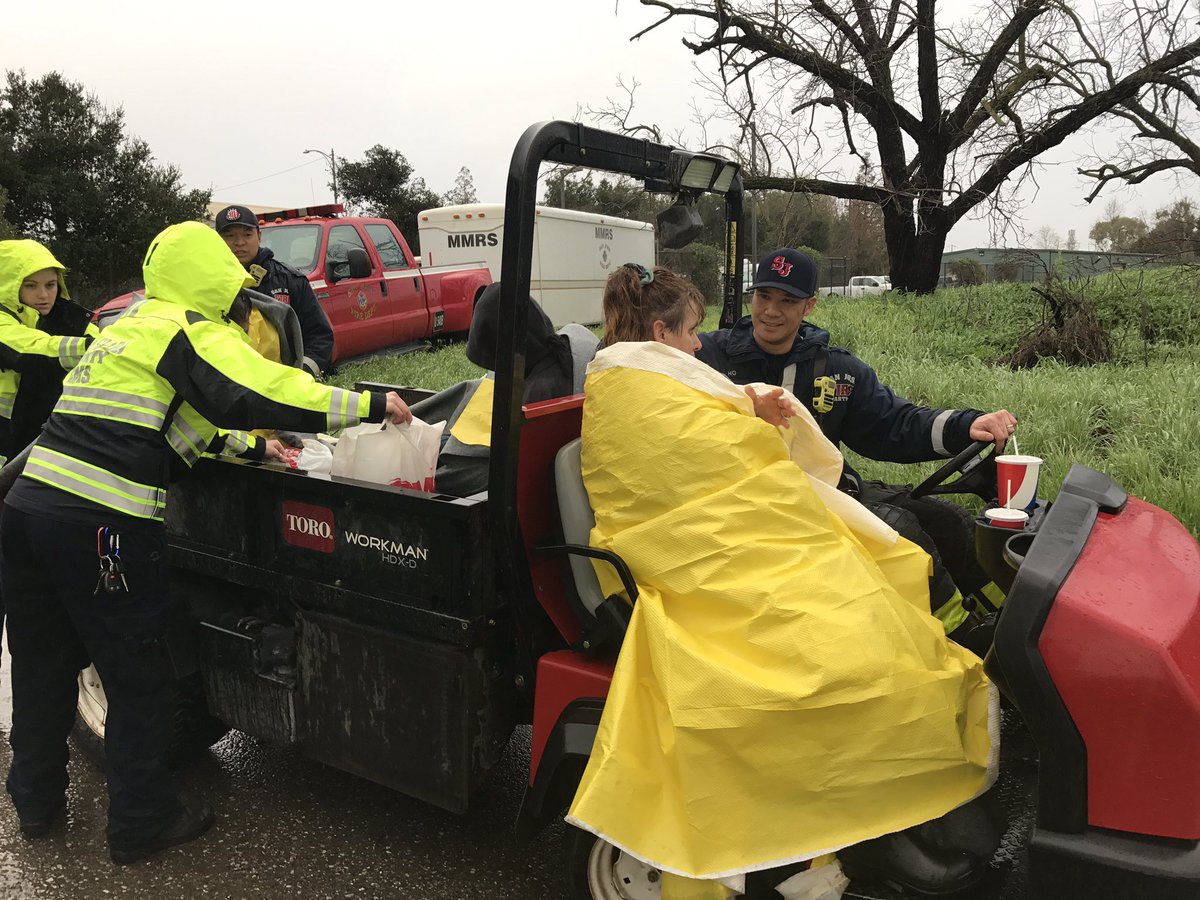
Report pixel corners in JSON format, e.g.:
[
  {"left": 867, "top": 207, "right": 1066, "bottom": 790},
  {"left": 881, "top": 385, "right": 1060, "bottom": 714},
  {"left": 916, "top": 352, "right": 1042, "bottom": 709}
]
[
  {"left": 93, "top": 291, "right": 138, "bottom": 327},
  {"left": 426, "top": 268, "right": 491, "bottom": 334},
  {"left": 516, "top": 650, "right": 613, "bottom": 840},
  {"left": 1042, "top": 495, "right": 1200, "bottom": 840}
]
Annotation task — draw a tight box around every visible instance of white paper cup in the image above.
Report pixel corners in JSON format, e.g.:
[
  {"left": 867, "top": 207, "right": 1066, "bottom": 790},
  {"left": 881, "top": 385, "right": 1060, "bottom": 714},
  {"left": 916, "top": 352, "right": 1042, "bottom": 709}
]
[
  {"left": 985, "top": 507, "right": 1029, "bottom": 530},
  {"left": 997, "top": 454, "right": 1043, "bottom": 511}
]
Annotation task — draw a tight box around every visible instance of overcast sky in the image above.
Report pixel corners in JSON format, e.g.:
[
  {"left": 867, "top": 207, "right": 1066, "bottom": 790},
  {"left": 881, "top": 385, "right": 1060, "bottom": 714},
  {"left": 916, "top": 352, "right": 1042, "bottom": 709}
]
[{"left": 2, "top": 0, "right": 1193, "bottom": 250}]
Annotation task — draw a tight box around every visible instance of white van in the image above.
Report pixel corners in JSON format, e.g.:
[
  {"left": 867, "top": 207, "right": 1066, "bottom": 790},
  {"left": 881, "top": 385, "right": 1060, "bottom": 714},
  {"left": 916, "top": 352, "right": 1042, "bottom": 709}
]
[{"left": 417, "top": 203, "right": 655, "bottom": 325}]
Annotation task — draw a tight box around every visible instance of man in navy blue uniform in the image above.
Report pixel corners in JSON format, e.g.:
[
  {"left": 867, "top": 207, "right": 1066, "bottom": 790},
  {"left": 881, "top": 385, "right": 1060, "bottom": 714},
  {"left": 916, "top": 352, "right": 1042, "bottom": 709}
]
[
  {"left": 215, "top": 205, "right": 334, "bottom": 376},
  {"left": 698, "top": 248, "right": 1017, "bottom": 644}
]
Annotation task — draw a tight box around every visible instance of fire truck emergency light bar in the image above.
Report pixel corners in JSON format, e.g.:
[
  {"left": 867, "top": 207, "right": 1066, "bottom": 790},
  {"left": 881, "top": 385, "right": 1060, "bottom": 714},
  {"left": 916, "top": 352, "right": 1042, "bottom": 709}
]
[{"left": 255, "top": 203, "right": 345, "bottom": 224}]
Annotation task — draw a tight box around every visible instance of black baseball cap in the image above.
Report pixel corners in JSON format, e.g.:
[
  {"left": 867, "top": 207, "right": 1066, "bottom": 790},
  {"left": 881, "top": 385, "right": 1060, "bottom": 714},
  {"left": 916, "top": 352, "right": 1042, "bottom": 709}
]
[
  {"left": 214, "top": 205, "right": 260, "bottom": 233},
  {"left": 748, "top": 248, "right": 817, "bottom": 299}
]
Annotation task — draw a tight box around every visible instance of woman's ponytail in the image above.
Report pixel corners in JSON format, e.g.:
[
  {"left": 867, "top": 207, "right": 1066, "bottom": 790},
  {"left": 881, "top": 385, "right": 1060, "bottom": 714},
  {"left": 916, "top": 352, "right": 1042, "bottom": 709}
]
[{"left": 601, "top": 265, "right": 705, "bottom": 348}]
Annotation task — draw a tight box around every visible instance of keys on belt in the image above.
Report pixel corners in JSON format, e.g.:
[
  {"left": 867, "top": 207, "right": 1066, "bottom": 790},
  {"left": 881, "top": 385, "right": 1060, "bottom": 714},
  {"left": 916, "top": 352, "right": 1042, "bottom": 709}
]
[{"left": 95, "top": 527, "right": 130, "bottom": 596}]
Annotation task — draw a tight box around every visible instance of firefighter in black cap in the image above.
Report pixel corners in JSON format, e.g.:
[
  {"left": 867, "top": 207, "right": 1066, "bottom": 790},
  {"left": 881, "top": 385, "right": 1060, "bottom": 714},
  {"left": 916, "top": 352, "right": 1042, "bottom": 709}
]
[
  {"left": 214, "top": 204, "right": 334, "bottom": 375},
  {"left": 699, "top": 247, "right": 1018, "bottom": 650}
]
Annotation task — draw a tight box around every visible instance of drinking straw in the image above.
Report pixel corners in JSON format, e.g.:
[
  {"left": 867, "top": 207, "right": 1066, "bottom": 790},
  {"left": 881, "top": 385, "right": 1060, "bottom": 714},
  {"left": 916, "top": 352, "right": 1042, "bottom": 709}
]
[{"left": 1006, "top": 480, "right": 1013, "bottom": 509}]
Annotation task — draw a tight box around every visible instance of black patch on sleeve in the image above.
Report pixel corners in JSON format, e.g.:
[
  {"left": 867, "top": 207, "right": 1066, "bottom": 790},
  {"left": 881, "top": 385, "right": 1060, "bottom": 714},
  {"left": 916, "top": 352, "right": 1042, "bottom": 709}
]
[{"left": 155, "top": 331, "right": 328, "bottom": 433}]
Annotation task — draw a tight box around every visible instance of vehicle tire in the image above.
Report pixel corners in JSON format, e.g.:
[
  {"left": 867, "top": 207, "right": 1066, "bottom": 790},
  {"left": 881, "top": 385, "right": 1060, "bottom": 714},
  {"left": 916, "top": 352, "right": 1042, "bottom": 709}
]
[
  {"left": 72, "top": 665, "right": 230, "bottom": 771},
  {"left": 564, "top": 824, "right": 665, "bottom": 900}
]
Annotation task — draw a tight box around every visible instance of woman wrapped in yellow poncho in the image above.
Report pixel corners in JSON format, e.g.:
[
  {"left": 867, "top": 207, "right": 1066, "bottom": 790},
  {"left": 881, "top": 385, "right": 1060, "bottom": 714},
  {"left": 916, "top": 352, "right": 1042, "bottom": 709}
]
[{"left": 565, "top": 264, "right": 998, "bottom": 899}]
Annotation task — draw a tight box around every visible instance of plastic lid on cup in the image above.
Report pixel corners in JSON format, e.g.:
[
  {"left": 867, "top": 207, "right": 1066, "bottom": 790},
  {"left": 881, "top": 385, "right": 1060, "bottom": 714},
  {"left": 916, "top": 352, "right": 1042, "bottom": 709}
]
[{"left": 985, "top": 507, "right": 1029, "bottom": 528}]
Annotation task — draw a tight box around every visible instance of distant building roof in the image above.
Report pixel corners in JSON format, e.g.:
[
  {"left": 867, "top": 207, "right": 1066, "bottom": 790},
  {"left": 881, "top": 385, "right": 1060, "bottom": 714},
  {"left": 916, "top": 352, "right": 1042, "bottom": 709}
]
[{"left": 943, "top": 246, "right": 1157, "bottom": 259}]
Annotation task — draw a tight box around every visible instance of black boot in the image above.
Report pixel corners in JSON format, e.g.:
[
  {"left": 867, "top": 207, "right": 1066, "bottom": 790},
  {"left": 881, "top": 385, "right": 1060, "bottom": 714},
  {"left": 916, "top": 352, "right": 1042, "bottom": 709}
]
[
  {"left": 839, "top": 829, "right": 985, "bottom": 897},
  {"left": 19, "top": 798, "right": 67, "bottom": 840},
  {"left": 109, "top": 801, "right": 215, "bottom": 865},
  {"left": 914, "top": 792, "right": 1005, "bottom": 861}
]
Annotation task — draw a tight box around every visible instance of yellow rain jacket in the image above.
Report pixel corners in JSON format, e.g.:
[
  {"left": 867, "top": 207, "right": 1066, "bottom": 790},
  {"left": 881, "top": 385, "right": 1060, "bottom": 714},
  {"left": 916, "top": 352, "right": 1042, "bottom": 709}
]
[
  {"left": 9, "top": 223, "right": 386, "bottom": 522},
  {"left": 0, "top": 240, "right": 93, "bottom": 440},
  {"left": 566, "top": 342, "right": 998, "bottom": 890}
]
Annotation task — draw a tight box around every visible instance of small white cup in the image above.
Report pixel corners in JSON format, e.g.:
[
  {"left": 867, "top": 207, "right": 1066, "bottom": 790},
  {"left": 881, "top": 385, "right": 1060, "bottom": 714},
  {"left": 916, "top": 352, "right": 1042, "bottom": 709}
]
[{"left": 985, "top": 507, "right": 1029, "bottom": 530}]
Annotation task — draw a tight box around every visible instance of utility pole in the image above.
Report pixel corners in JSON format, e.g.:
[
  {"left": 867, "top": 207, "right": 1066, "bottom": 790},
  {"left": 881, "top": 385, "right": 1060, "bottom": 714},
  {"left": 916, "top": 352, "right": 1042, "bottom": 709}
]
[{"left": 304, "top": 148, "right": 339, "bottom": 204}]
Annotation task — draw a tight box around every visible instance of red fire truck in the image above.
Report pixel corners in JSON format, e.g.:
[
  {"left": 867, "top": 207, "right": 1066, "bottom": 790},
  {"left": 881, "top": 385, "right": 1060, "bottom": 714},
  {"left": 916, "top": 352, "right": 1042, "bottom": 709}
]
[{"left": 95, "top": 204, "right": 492, "bottom": 366}]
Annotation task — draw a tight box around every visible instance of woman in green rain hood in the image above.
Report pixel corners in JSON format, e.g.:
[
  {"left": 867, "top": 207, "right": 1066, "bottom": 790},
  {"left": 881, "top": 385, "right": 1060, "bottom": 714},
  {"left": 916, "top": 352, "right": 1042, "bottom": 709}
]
[
  {"left": 0, "top": 239, "right": 96, "bottom": 464},
  {"left": 0, "top": 239, "right": 96, "bottom": 688}
]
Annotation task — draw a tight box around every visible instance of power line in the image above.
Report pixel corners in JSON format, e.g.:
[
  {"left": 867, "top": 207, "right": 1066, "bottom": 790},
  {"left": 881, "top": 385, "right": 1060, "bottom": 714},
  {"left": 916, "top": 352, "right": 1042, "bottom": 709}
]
[{"left": 213, "top": 159, "right": 322, "bottom": 194}]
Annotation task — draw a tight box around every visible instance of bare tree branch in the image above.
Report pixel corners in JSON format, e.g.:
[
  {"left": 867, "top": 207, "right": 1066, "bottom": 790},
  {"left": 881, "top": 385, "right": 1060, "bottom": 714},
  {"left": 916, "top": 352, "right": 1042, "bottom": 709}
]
[
  {"left": 611, "top": 0, "right": 1200, "bottom": 291},
  {"left": 1079, "top": 158, "right": 1196, "bottom": 202}
]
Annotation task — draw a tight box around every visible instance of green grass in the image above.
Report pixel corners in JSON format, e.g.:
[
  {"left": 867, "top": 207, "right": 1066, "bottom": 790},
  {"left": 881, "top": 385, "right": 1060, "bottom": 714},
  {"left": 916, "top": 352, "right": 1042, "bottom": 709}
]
[
  {"left": 331, "top": 281, "right": 1199, "bottom": 534},
  {"left": 336, "top": 342, "right": 480, "bottom": 394},
  {"left": 812, "top": 283, "right": 1199, "bottom": 533}
]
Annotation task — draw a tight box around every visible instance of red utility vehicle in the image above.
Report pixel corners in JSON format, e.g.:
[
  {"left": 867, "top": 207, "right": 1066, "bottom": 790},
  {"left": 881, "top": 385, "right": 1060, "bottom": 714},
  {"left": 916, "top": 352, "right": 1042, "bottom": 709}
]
[
  {"left": 64, "top": 124, "right": 1200, "bottom": 899},
  {"left": 94, "top": 204, "right": 491, "bottom": 365}
]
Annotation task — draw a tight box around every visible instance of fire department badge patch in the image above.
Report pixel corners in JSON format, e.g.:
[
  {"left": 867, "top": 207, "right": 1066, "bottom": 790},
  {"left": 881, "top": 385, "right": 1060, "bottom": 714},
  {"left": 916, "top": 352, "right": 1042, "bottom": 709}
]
[{"left": 350, "top": 290, "right": 376, "bottom": 320}]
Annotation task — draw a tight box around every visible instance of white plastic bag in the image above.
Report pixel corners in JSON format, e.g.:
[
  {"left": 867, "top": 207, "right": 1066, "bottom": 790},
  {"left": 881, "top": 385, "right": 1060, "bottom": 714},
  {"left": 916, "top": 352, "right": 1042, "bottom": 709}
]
[
  {"left": 279, "top": 439, "right": 333, "bottom": 474},
  {"left": 331, "top": 417, "right": 445, "bottom": 492},
  {"left": 775, "top": 860, "right": 849, "bottom": 900}
]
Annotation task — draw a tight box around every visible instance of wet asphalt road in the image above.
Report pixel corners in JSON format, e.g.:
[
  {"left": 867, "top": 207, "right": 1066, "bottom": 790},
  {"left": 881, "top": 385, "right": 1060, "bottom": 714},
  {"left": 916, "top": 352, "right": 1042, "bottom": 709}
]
[
  {"left": 0, "top": 657, "right": 565, "bottom": 900},
  {"left": 0, "top": 652, "right": 1040, "bottom": 900}
]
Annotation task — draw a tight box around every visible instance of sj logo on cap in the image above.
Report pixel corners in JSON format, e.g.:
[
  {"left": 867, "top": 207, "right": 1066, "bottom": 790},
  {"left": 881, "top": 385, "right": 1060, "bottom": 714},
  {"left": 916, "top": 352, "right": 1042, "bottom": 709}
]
[
  {"left": 225, "top": 208, "right": 241, "bottom": 221},
  {"left": 771, "top": 255, "right": 793, "bottom": 278}
]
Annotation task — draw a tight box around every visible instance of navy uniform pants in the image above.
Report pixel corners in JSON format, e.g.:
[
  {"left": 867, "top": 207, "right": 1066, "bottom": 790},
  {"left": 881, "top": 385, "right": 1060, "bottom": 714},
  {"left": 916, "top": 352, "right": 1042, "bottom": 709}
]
[
  {"left": 857, "top": 481, "right": 1002, "bottom": 656},
  {"left": 858, "top": 481, "right": 991, "bottom": 595},
  {"left": 0, "top": 505, "right": 182, "bottom": 848}
]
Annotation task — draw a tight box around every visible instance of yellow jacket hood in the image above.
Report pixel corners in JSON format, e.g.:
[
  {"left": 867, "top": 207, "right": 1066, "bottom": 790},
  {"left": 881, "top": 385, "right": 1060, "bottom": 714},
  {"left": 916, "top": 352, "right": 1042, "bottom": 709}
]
[
  {"left": 0, "top": 239, "right": 70, "bottom": 322},
  {"left": 143, "top": 221, "right": 252, "bottom": 322}
]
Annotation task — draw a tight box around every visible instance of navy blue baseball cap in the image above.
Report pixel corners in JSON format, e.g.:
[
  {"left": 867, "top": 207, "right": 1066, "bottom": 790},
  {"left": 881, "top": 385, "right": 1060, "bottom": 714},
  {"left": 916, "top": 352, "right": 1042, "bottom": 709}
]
[
  {"left": 748, "top": 248, "right": 817, "bottom": 299},
  {"left": 214, "top": 205, "right": 260, "bottom": 233}
]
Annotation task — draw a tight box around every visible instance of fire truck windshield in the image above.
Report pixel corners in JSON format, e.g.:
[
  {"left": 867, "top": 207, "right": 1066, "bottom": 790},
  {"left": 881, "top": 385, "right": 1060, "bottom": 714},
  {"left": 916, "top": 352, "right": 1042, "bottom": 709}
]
[{"left": 259, "top": 223, "right": 321, "bottom": 274}]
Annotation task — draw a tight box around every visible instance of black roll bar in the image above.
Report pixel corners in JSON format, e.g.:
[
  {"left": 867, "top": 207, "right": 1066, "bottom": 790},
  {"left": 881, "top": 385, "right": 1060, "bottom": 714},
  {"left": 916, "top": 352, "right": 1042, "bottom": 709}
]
[
  {"left": 720, "top": 185, "right": 745, "bottom": 329},
  {"left": 487, "top": 120, "right": 744, "bottom": 604}
]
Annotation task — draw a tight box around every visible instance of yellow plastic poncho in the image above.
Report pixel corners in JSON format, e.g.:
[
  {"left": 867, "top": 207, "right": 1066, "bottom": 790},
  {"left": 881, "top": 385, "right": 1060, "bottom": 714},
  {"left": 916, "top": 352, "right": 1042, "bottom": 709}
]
[{"left": 566, "top": 342, "right": 998, "bottom": 895}]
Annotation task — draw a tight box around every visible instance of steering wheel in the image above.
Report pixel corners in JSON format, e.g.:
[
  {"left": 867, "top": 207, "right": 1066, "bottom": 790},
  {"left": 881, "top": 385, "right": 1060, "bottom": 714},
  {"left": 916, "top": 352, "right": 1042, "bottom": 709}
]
[{"left": 909, "top": 439, "right": 997, "bottom": 500}]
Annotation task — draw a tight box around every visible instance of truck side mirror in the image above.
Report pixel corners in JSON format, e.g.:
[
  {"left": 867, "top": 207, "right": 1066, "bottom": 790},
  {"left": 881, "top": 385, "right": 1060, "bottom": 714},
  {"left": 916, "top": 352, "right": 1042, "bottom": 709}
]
[
  {"left": 327, "top": 246, "right": 373, "bottom": 283},
  {"left": 347, "top": 246, "right": 372, "bottom": 279}
]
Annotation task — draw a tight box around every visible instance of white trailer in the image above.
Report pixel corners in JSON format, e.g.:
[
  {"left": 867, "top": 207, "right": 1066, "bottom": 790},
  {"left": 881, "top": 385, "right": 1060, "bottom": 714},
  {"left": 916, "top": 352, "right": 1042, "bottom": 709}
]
[{"left": 417, "top": 203, "right": 655, "bottom": 326}]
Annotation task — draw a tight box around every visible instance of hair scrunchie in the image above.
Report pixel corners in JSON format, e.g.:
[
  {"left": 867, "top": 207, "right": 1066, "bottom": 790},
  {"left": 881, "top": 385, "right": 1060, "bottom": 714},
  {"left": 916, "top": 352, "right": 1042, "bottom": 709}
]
[{"left": 622, "top": 262, "right": 654, "bottom": 285}]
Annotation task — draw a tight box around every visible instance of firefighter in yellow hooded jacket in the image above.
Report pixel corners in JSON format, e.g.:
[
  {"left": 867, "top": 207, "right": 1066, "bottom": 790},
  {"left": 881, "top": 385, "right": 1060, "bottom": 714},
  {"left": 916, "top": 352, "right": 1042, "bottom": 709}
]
[{"left": 0, "top": 221, "right": 411, "bottom": 863}]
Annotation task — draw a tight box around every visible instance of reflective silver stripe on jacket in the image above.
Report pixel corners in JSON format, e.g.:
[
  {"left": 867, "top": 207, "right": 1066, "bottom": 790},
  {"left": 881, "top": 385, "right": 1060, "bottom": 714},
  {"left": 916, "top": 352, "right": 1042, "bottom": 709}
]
[
  {"left": 0, "top": 396, "right": 13, "bottom": 419},
  {"left": 57, "top": 386, "right": 169, "bottom": 429},
  {"left": 931, "top": 410, "right": 954, "bottom": 456},
  {"left": 23, "top": 446, "right": 166, "bottom": 520},
  {"left": 781, "top": 363, "right": 798, "bottom": 398},
  {"left": 165, "top": 416, "right": 208, "bottom": 466},
  {"left": 327, "top": 388, "right": 357, "bottom": 430},
  {"left": 62, "top": 386, "right": 170, "bottom": 416},
  {"left": 58, "top": 336, "right": 89, "bottom": 366},
  {"left": 222, "top": 430, "right": 253, "bottom": 455}
]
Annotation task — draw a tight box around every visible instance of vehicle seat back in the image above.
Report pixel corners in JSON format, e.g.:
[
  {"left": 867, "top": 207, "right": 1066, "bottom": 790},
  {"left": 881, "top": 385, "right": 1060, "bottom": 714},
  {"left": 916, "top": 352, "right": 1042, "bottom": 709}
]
[{"left": 554, "top": 438, "right": 605, "bottom": 615}]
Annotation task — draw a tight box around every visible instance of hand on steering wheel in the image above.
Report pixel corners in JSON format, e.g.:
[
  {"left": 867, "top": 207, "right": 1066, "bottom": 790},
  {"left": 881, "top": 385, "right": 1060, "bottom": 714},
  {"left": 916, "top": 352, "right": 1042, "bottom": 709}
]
[{"left": 909, "top": 439, "right": 997, "bottom": 500}]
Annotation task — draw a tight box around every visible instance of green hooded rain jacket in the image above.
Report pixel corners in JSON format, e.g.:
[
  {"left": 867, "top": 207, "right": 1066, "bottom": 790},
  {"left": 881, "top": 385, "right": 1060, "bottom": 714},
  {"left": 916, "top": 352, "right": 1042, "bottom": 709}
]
[{"left": 0, "top": 240, "right": 94, "bottom": 460}]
